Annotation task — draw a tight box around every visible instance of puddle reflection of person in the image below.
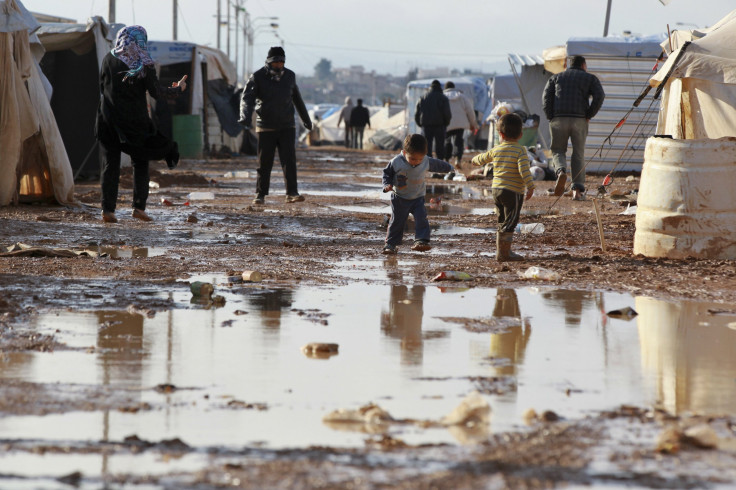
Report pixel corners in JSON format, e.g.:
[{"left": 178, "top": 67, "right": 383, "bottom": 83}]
[
  {"left": 489, "top": 289, "right": 531, "bottom": 376},
  {"left": 97, "top": 25, "right": 187, "bottom": 224},
  {"left": 96, "top": 311, "right": 144, "bottom": 383},
  {"left": 246, "top": 289, "right": 294, "bottom": 330},
  {"left": 381, "top": 285, "right": 426, "bottom": 365}
]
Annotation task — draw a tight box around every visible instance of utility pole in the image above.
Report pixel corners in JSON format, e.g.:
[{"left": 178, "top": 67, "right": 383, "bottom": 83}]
[
  {"left": 226, "top": 0, "right": 231, "bottom": 56},
  {"left": 216, "top": 0, "right": 221, "bottom": 50},
  {"left": 234, "top": 1, "right": 240, "bottom": 79},
  {"left": 108, "top": 0, "right": 115, "bottom": 23},
  {"left": 173, "top": 0, "right": 178, "bottom": 40},
  {"left": 603, "top": 0, "right": 612, "bottom": 36}
]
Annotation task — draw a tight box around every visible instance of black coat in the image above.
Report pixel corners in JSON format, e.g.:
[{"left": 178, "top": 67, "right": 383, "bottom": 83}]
[
  {"left": 414, "top": 86, "right": 451, "bottom": 128},
  {"left": 239, "top": 66, "right": 311, "bottom": 130},
  {"left": 95, "top": 52, "right": 181, "bottom": 151},
  {"left": 350, "top": 105, "right": 370, "bottom": 128}
]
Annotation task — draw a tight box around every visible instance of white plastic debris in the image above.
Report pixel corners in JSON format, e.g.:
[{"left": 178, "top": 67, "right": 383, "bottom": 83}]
[
  {"left": 441, "top": 391, "right": 491, "bottom": 426},
  {"left": 521, "top": 266, "right": 561, "bottom": 281}
]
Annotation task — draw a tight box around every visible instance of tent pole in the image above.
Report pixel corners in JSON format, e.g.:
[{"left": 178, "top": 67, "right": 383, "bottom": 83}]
[{"left": 603, "top": 0, "right": 612, "bottom": 36}]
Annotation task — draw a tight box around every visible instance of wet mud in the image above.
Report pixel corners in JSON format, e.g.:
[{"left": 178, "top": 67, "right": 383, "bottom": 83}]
[{"left": 1, "top": 147, "right": 736, "bottom": 488}]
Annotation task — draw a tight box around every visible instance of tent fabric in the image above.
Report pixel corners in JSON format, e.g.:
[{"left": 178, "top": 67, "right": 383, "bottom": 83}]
[
  {"left": 207, "top": 78, "right": 242, "bottom": 137},
  {"left": 566, "top": 34, "right": 667, "bottom": 58},
  {"left": 0, "top": 0, "right": 75, "bottom": 206},
  {"left": 651, "top": 8, "right": 736, "bottom": 139}
]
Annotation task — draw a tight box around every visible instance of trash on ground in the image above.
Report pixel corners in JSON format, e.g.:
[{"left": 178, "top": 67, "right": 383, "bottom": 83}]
[
  {"left": 186, "top": 214, "right": 199, "bottom": 223},
  {"left": 242, "top": 270, "right": 263, "bottom": 282},
  {"left": 625, "top": 175, "right": 636, "bottom": 182},
  {"left": 190, "top": 281, "right": 214, "bottom": 297},
  {"left": 187, "top": 191, "right": 215, "bottom": 200},
  {"left": 619, "top": 204, "right": 637, "bottom": 215},
  {"left": 683, "top": 424, "right": 719, "bottom": 449},
  {"left": 301, "top": 342, "right": 339, "bottom": 359},
  {"left": 432, "top": 271, "right": 472, "bottom": 282},
  {"left": 516, "top": 222, "right": 545, "bottom": 234},
  {"left": 441, "top": 391, "right": 490, "bottom": 426},
  {"left": 323, "top": 403, "right": 393, "bottom": 425},
  {"left": 520, "top": 266, "right": 561, "bottom": 281},
  {"left": 606, "top": 306, "right": 638, "bottom": 319},
  {"left": 223, "top": 171, "right": 250, "bottom": 178},
  {"left": 161, "top": 198, "right": 174, "bottom": 206},
  {"left": 149, "top": 181, "right": 160, "bottom": 189}
]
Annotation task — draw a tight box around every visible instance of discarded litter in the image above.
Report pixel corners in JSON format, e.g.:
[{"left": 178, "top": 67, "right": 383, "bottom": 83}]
[
  {"left": 606, "top": 306, "right": 638, "bottom": 319},
  {"left": 187, "top": 191, "right": 215, "bottom": 200},
  {"left": 242, "top": 270, "right": 263, "bottom": 282},
  {"left": 619, "top": 204, "right": 637, "bottom": 215},
  {"left": 301, "top": 342, "right": 339, "bottom": 359},
  {"left": 149, "top": 181, "right": 160, "bottom": 189},
  {"left": 186, "top": 214, "right": 199, "bottom": 223},
  {"left": 521, "top": 266, "right": 561, "bottom": 281},
  {"left": 161, "top": 198, "right": 174, "bottom": 206},
  {"left": 223, "top": 171, "right": 250, "bottom": 178},
  {"left": 432, "top": 271, "right": 471, "bottom": 282},
  {"left": 515, "top": 222, "right": 545, "bottom": 234},
  {"left": 441, "top": 391, "right": 490, "bottom": 426},
  {"left": 190, "top": 281, "right": 214, "bottom": 297}
]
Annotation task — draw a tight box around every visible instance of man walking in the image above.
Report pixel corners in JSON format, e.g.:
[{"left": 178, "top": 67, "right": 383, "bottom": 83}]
[
  {"left": 349, "top": 99, "right": 371, "bottom": 150},
  {"left": 443, "top": 81, "right": 477, "bottom": 167},
  {"left": 337, "top": 96, "right": 353, "bottom": 148},
  {"left": 542, "top": 55, "right": 605, "bottom": 201},
  {"left": 414, "top": 79, "right": 451, "bottom": 160},
  {"left": 239, "top": 46, "right": 312, "bottom": 204}
]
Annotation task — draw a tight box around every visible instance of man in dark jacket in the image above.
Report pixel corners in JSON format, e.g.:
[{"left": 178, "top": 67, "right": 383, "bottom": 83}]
[
  {"left": 239, "top": 46, "right": 312, "bottom": 204},
  {"left": 414, "top": 80, "right": 451, "bottom": 160},
  {"left": 542, "top": 55, "right": 605, "bottom": 200},
  {"left": 349, "top": 99, "right": 371, "bottom": 150}
]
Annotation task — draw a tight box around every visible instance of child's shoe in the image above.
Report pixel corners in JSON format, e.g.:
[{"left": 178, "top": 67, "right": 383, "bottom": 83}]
[
  {"left": 382, "top": 244, "right": 397, "bottom": 255},
  {"left": 411, "top": 239, "right": 431, "bottom": 252}
]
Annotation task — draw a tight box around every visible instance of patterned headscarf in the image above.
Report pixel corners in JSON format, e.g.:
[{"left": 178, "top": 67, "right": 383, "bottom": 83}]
[{"left": 111, "top": 25, "right": 154, "bottom": 81}]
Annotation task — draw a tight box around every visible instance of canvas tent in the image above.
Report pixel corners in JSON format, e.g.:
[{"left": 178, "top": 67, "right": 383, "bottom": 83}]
[
  {"left": 0, "top": 0, "right": 75, "bottom": 206},
  {"left": 539, "top": 34, "right": 668, "bottom": 171},
  {"left": 310, "top": 104, "right": 405, "bottom": 150},
  {"left": 36, "top": 17, "right": 114, "bottom": 180},
  {"left": 650, "top": 9, "right": 736, "bottom": 139}
]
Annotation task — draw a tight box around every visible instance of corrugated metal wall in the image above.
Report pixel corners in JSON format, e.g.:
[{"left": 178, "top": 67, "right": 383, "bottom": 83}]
[{"left": 584, "top": 56, "right": 662, "bottom": 172}]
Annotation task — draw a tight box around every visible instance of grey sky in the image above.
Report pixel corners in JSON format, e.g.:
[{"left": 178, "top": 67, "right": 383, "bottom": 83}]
[{"left": 22, "top": 0, "right": 735, "bottom": 78}]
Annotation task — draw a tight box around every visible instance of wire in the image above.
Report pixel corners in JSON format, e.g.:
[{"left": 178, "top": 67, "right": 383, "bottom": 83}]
[
  {"left": 286, "top": 41, "right": 508, "bottom": 59},
  {"left": 177, "top": 2, "right": 194, "bottom": 40}
]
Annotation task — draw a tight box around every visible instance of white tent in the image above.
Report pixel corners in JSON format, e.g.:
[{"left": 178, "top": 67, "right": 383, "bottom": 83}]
[
  {"left": 0, "top": 0, "right": 75, "bottom": 206},
  {"left": 311, "top": 104, "right": 405, "bottom": 149},
  {"left": 650, "top": 8, "right": 736, "bottom": 139}
]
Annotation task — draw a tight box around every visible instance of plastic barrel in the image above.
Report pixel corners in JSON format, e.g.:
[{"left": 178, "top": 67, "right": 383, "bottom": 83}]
[
  {"left": 172, "top": 114, "right": 203, "bottom": 158},
  {"left": 633, "top": 136, "right": 736, "bottom": 259}
]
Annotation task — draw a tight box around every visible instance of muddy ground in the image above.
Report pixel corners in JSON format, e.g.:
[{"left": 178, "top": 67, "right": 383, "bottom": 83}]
[{"left": 1, "top": 147, "right": 736, "bottom": 489}]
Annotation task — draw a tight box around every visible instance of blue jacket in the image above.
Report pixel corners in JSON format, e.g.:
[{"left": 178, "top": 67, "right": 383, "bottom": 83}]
[
  {"left": 382, "top": 154, "right": 453, "bottom": 200},
  {"left": 542, "top": 67, "right": 605, "bottom": 121}
]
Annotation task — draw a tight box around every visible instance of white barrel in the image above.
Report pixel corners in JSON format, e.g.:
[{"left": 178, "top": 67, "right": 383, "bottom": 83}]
[{"left": 634, "top": 137, "right": 736, "bottom": 259}]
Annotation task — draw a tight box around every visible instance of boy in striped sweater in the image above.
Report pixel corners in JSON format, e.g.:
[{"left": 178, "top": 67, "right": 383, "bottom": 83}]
[{"left": 471, "top": 114, "right": 535, "bottom": 262}]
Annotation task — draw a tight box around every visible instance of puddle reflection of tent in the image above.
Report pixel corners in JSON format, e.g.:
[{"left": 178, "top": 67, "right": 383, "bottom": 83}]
[{"left": 0, "top": 0, "right": 76, "bottom": 206}]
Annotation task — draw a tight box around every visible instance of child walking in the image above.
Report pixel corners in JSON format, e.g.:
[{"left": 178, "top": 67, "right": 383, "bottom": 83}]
[
  {"left": 382, "top": 134, "right": 454, "bottom": 254},
  {"left": 471, "top": 113, "right": 535, "bottom": 261}
]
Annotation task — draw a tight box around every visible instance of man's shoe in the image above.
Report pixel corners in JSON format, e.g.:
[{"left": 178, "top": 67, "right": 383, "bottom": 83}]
[
  {"left": 382, "top": 244, "right": 397, "bottom": 255},
  {"left": 286, "top": 194, "right": 305, "bottom": 203},
  {"left": 572, "top": 189, "right": 586, "bottom": 201},
  {"left": 553, "top": 169, "right": 567, "bottom": 196},
  {"left": 132, "top": 208, "right": 153, "bottom": 221},
  {"left": 252, "top": 195, "right": 265, "bottom": 204},
  {"left": 411, "top": 239, "right": 431, "bottom": 252},
  {"left": 101, "top": 211, "right": 117, "bottom": 223}
]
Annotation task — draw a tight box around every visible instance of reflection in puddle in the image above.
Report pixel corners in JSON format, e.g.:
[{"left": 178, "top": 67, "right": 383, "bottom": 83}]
[{"left": 4, "top": 285, "right": 736, "bottom": 481}]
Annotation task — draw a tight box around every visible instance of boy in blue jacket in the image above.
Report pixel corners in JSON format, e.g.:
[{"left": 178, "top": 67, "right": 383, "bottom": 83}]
[{"left": 381, "top": 134, "right": 454, "bottom": 254}]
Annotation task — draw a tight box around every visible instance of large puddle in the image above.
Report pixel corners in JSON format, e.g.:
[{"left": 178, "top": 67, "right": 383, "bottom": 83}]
[{"left": 3, "top": 278, "right": 736, "bottom": 481}]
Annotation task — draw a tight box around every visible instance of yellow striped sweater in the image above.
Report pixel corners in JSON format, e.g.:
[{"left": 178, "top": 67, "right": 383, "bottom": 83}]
[{"left": 472, "top": 141, "right": 535, "bottom": 194}]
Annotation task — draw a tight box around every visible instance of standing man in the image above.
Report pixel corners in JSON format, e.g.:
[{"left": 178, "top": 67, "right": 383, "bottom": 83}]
[
  {"left": 414, "top": 79, "right": 451, "bottom": 160},
  {"left": 442, "top": 81, "right": 477, "bottom": 167},
  {"left": 337, "top": 96, "right": 354, "bottom": 148},
  {"left": 349, "top": 98, "right": 371, "bottom": 150},
  {"left": 239, "top": 46, "right": 312, "bottom": 204},
  {"left": 542, "top": 55, "right": 605, "bottom": 201}
]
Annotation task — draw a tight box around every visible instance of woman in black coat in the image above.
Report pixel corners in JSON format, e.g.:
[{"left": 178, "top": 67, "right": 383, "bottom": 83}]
[{"left": 96, "top": 25, "right": 187, "bottom": 223}]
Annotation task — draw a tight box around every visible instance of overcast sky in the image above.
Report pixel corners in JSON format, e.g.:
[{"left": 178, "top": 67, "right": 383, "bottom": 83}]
[{"left": 22, "top": 0, "right": 735, "bottom": 78}]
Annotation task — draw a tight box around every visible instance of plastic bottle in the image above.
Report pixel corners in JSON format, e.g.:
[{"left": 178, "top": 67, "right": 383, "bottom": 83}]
[
  {"left": 432, "top": 271, "right": 472, "bottom": 282},
  {"left": 521, "top": 266, "right": 561, "bottom": 281},
  {"left": 515, "top": 222, "right": 546, "bottom": 234},
  {"left": 187, "top": 191, "right": 215, "bottom": 200}
]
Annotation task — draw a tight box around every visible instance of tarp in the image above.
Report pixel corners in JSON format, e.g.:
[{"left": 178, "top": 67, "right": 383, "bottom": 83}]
[
  {"left": 566, "top": 34, "right": 668, "bottom": 58},
  {"left": 0, "top": 0, "right": 76, "bottom": 206},
  {"left": 650, "top": 8, "right": 736, "bottom": 139}
]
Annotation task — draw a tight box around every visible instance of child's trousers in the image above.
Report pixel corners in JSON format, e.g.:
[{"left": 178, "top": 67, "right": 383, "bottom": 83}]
[
  {"left": 492, "top": 188, "right": 524, "bottom": 233},
  {"left": 386, "top": 194, "right": 430, "bottom": 246}
]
